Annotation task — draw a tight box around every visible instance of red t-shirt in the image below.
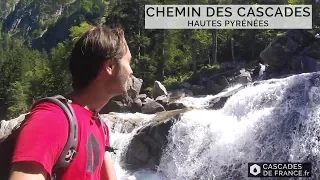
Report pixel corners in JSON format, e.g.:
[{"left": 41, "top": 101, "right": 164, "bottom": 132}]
[{"left": 11, "top": 101, "right": 110, "bottom": 180}]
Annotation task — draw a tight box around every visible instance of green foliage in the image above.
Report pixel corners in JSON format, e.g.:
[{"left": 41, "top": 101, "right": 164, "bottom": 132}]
[
  {"left": 70, "top": 22, "right": 93, "bottom": 41},
  {"left": 200, "top": 64, "right": 221, "bottom": 71},
  {"left": 1, "top": 0, "right": 320, "bottom": 118},
  {"left": 0, "top": 34, "right": 53, "bottom": 118},
  {"left": 163, "top": 72, "right": 193, "bottom": 89},
  {"left": 162, "top": 77, "right": 180, "bottom": 88},
  {"left": 80, "top": 0, "right": 93, "bottom": 13},
  {"left": 7, "top": 81, "right": 30, "bottom": 118}
]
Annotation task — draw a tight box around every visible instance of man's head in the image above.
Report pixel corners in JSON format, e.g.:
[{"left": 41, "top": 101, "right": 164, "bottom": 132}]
[{"left": 69, "top": 25, "right": 132, "bottom": 96}]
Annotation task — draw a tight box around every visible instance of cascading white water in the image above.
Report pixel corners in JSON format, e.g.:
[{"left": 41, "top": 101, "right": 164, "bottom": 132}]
[
  {"left": 158, "top": 72, "right": 320, "bottom": 180},
  {"left": 107, "top": 72, "right": 320, "bottom": 180}
]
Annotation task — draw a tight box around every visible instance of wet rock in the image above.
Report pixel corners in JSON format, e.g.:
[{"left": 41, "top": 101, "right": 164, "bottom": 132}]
[
  {"left": 141, "top": 101, "right": 166, "bottom": 114},
  {"left": 168, "top": 89, "right": 193, "bottom": 101},
  {"left": 123, "top": 108, "right": 193, "bottom": 170},
  {"left": 167, "top": 102, "right": 187, "bottom": 111},
  {"left": 207, "top": 85, "right": 246, "bottom": 109}
]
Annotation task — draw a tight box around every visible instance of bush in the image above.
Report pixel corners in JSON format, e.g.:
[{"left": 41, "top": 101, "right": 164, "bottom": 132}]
[{"left": 163, "top": 72, "right": 193, "bottom": 89}]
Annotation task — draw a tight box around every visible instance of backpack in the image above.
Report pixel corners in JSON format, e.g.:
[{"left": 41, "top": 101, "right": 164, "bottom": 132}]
[{"left": 0, "top": 95, "right": 107, "bottom": 180}]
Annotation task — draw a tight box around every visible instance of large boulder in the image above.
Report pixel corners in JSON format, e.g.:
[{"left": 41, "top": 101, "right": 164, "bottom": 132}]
[
  {"left": 123, "top": 108, "right": 193, "bottom": 170},
  {"left": 127, "top": 76, "right": 143, "bottom": 99},
  {"left": 153, "top": 81, "right": 168, "bottom": 99},
  {"left": 0, "top": 113, "right": 28, "bottom": 142},
  {"left": 141, "top": 101, "right": 166, "bottom": 114},
  {"left": 102, "top": 75, "right": 143, "bottom": 113},
  {"left": 260, "top": 30, "right": 313, "bottom": 70},
  {"left": 101, "top": 100, "right": 126, "bottom": 113}
]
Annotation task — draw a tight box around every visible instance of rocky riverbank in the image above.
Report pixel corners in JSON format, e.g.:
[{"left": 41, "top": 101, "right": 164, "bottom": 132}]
[{"left": 2, "top": 29, "right": 320, "bottom": 175}]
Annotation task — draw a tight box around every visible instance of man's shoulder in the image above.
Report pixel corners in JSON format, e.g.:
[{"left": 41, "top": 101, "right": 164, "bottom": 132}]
[
  {"left": 27, "top": 101, "right": 69, "bottom": 125},
  {"left": 31, "top": 100, "right": 66, "bottom": 114}
]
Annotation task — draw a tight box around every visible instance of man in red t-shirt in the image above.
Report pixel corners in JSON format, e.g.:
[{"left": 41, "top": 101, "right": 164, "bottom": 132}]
[{"left": 9, "top": 25, "right": 133, "bottom": 180}]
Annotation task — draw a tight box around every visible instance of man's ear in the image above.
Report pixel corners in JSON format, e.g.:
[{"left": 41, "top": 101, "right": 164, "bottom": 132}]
[{"left": 104, "top": 58, "right": 115, "bottom": 75}]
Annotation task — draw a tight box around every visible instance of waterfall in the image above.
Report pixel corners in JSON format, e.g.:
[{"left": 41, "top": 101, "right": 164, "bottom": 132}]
[{"left": 107, "top": 72, "right": 320, "bottom": 180}]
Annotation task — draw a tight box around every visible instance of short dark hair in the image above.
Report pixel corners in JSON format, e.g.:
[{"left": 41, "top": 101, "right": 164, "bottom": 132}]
[{"left": 69, "top": 25, "right": 126, "bottom": 91}]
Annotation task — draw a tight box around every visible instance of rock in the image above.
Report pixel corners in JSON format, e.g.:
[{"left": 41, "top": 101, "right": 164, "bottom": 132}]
[
  {"left": 127, "top": 76, "right": 143, "bottom": 99},
  {"left": 252, "top": 64, "right": 261, "bottom": 79},
  {"left": 190, "top": 85, "right": 206, "bottom": 96},
  {"left": 168, "top": 89, "right": 193, "bottom": 101},
  {"left": 101, "top": 75, "right": 143, "bottom": 113},
  {"left": 123, "top": 108, "right": 193, "bottom": 170},
  {"left": 153, "top": 81, "right": 168, "bottom": 99},
  {"left": 216, "top": 76, "right": 229, "bottom": 87},
  {"left": 204, "top": 79, "right": 224, "bottom": 94},
  {"left": 101, "top": 100, "right": 125, "bottom": 113},
  {"left": 167, "top": 102, "right": 187, "bottom": 111},
  {"left": 137, "top": 94, "right": 147, "bottom": 101},
  {"left": 102, "top": 113, "right": 141, "bottom": 133},
  {"left": 258, "top": 64, "right": 269, "bottom": 80},
  {"left": 0, "top": 113, "right": 28, "bottom": 142},
  {"left": 142, "top": 97, "right": 154, "bottom": 104},
  {"left": 299, "top": 40, "right": 320, "bottom": 60},
  {"left": 260, "top": 30, "right": 312, "bottom": 70},
  {"left": 155, "top": 95, "right": 169, "bottom": 107},
  {"left": 287, "top": 29, "right": 314, "bottom": 47},
  {"left": 234, "top": 69, "right": 252, "bottom": 85},
  {"left": 207, "top": 84, "right": 246, "bottom": 109},
  {"left": 130, "top": 98, "right": 142, "bottom": 113},
  {"left": 141, "top": 101, "right": 166, "bottom": 114},
  {"left": 260, "top": 35, "right": 295, "bottom": 69},
  {"left": 208, "top": 97, "right": 229, "bottom": 109},
  {"left": 179, "top": 82, "right": 192, "bottom": 89},
  {"left": 292, "top": 56, "right": 320, "bottom": 73}
]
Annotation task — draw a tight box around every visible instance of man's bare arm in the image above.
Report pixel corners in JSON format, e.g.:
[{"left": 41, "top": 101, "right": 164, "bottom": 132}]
[
  {"left": 101, "top": 152, "right": 117, "bottom": 180},
  {"left": 9, "top": 161, "right": 47, "bottom": 180}
]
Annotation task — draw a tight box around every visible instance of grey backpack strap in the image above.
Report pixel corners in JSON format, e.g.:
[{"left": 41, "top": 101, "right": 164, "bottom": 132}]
[
  {"left": 93, "top": 111, "right": 107, "bottom": 145},
  {"left": 97, "top": 114, "right": 117, "bottom": 154},
  {"left": 32, "top": 95, "right": 78, "bottom": 180}
]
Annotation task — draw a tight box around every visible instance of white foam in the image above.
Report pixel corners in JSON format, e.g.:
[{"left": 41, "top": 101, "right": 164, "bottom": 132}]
[{"left": 110, "top": 72, "right": 320, "bottom": 179}]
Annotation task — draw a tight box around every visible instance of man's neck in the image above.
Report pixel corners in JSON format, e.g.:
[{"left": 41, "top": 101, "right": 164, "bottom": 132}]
[{"left": 66, "top": 88, "right": 112, "bottom": 113}]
